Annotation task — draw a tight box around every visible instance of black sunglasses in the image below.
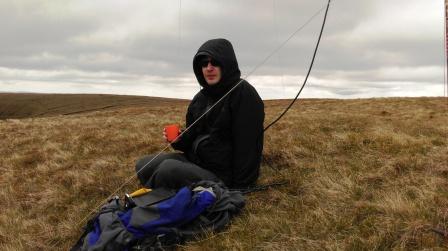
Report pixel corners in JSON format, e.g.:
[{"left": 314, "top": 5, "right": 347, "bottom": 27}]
[{"left": 199, "top": 58, "right": 220, "bottom": 68}]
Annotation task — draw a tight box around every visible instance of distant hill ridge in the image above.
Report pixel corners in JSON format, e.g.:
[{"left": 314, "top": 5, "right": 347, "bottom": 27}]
[{"left": 0, "top": 93, "right": 188, "bottom": 119}]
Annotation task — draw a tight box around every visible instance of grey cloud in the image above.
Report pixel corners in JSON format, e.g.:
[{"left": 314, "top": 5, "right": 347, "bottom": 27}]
[
  {"left": 0, "top": 2, "right": 100, "bottom": 56},
  {"left": 0, "top": 0, "right": 444, "bottom": 98}
]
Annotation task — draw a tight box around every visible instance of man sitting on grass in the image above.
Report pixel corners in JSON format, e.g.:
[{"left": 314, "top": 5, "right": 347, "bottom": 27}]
[{"left": 135, "top": 38, "right": 265, "bottom": 190}]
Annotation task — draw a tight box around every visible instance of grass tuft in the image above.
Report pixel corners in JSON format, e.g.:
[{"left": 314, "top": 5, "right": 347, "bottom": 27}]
[{"left": 0, "top": 96, "right": 447, "bottom": 250}]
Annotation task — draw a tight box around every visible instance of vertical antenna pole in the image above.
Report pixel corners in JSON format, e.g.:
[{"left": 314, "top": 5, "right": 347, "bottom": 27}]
[
  {"left": 445, "top": 0, "right": 447, "bottom": 96},
  {"left": 178, "top": 0, "right": 182, "bottom": 58}
]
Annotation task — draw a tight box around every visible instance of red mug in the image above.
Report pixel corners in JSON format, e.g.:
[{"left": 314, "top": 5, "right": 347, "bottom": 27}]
[{"left": 164, "top": 124, "right": 180, "bottom": 142}]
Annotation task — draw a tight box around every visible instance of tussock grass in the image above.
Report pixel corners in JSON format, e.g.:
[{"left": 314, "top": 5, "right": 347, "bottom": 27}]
[{"left": 0, "top": 96, "right": 447, "bottom": 250}]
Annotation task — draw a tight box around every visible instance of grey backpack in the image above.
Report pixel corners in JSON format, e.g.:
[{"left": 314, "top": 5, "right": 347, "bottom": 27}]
[{"left": 71, "top": 181, "right": 245, "bottom": 251}]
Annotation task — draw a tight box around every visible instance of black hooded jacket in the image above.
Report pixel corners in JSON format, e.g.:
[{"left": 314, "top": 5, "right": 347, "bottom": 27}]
[{"left": 171, "top": 38, "right": 264, "bottom": 188}]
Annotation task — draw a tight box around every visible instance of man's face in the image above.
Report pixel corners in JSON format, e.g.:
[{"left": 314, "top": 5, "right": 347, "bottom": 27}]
[{"left": 201, "top": 57, "right": 222, "bottom": 85}]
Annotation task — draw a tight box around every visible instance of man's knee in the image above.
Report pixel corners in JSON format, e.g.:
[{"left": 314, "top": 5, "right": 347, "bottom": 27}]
[
  {"left": 150, "top": 159, "right": 196, "bottom": 187},
  {"left": 135, "top": 154, "right": 161, "bottom": 186},
  {"left": 136, "top": 153, "right": 185, "bottom": 172},
  {"left": 157, "top": 159, "right": 183, "bottom": 176},
  {"left": 135, "top": 155, "right": 152, "bottom": 173},
  {"left": 135, "top": 155, "right": 148, "bottom": 170}
]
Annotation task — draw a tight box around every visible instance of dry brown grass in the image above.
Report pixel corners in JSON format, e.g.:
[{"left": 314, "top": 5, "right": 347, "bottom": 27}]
[
  {"left": 0, "top": 93, "right": 187, "bottom": 119},
  {"left": 0, "top": 95, "right": 447, "bottom": 250}
]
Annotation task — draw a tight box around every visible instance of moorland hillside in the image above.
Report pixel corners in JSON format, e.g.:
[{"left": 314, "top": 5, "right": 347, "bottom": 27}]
[
  {"left": 0, "top": 93, "right": 187, "bottom": 119},
  {"left": 0, "top": 95, "right": 447, "bottom": 250}
]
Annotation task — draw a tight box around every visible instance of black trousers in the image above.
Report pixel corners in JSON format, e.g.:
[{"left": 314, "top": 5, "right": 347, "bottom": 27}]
[{"left": 135, "top": 152, "right": 220, "bottom": 189}]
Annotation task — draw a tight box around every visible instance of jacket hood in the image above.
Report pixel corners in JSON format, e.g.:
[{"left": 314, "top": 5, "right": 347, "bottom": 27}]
[{"left": 193, "top": 38, "right": 241, "bottom": 98}]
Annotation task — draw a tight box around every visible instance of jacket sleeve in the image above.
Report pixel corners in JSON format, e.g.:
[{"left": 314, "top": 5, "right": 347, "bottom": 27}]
[{"left": 230, "top": 82, "right": 265, "bottom": 188}]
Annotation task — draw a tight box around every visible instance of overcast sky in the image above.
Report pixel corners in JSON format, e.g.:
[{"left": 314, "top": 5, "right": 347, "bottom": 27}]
[{"left": 0, "top": 0, "right": 445, "bottom": 99}]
